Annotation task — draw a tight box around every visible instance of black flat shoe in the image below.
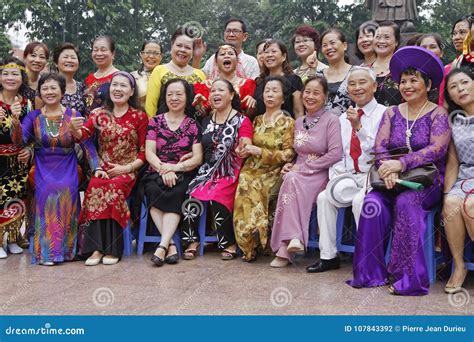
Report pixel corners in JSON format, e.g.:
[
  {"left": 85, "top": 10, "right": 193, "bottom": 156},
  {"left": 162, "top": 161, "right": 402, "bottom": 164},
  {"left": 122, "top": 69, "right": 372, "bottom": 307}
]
[
  {"left": 165, "top": 243, "right": 179, "bottom": 264},
  {"left": 151, "top": 245, "right": 167, "bottom": 267},
  {"left": 306, "top": 256, "right": 340, "bottom": 273}
]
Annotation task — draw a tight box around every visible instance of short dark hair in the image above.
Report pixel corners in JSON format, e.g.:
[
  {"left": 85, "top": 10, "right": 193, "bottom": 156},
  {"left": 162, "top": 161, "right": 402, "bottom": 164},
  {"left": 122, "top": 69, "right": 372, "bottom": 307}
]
[
  {"left": 38, "top": 72, "right": 66, "bottom": 97},
  {"left": 53, "top": 42, "right": 81, "bottom": 64},
  {"left": 354, "top": 21, "right": 378, "bottom": 60},
  {"left": 303, "top": 75, "right": 329, "bottom": 97},
  {"left": 24, "top": 41, "right": 50, "bottom": 60},
  {"left": 292, "top": 24, "right": 321, "bottom": 52},
  {"left": 158, "top": 78, "right": 195, "bottom": 117},
  {"left": 416, "top": 33, "right": 445, "bottom": 51},
  {"left": 93, "top": 35, "right": 115, "bottom": 53},
  {"left": 171, "top": 27, "right": 196, "bottom": 48},
  {"left": 400, "top": 67, "right": 431, "bottom": 88},
  {"left": 444, "top": 67, "right": 474, "bottom": 114},
  {"left": 377, "top": 21, "right": 401, "bottom": 50},
  {"left": 224, "top": 18, "right": 247, "bottom": 33},
  {"left": 263, "top": 75, "right": 290, "bottom": 107},
  {"left": 211, "top": 79, "right": 242, "bottom": 112},
  {"left": 104, "top": 72, "right": 139, "bottom": 110},
  {"left": 0, "top": 56, "right": 28, "bottom": 93}
]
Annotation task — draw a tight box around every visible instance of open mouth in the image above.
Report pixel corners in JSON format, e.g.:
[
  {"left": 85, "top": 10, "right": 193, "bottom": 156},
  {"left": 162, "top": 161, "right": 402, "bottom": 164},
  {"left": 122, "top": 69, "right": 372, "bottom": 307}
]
[{"left": 360, "top": 43, "right": 371, "bottom": 50}]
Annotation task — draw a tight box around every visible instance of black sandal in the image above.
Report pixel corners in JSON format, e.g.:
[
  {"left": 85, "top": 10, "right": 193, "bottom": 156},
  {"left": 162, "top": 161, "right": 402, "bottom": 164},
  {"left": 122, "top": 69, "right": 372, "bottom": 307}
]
[
  {"left": 151, "top": 245, "right": 167, "bottom": 267},
  {"left": 165, "top": 243, "right": 179, "bottom": 264},
  {"left": 221, "top": 249, "right": 237, "bottom": 261}
]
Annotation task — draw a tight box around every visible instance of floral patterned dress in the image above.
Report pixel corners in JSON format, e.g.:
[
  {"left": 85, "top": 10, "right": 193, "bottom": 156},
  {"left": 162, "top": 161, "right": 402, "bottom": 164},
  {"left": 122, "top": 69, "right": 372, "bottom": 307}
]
[
  {"left": 84, "top": 73, "right": 115, "bottom": 114},
  {"left": 79, "top": 106, "right": 148, "bottom": 228},
  {"left": 61, "top": 81, "right": 87, "bottom": 115},
  {"left": 234, "top": 114, "right": 295, "bottom": 260}
]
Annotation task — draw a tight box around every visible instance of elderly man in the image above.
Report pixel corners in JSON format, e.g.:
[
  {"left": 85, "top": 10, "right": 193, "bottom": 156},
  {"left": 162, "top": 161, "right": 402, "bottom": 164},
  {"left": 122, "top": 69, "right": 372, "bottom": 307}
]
[
  {"left": 193, "top": 18, "right": 259, "bottom": 80},
  {"left": 306, "top": 66, "right": 387, "bottom": 273}
]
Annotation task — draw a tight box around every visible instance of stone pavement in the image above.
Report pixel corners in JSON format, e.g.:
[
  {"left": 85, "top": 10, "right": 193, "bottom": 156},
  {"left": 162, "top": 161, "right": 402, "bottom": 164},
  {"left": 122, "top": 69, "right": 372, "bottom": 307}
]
[{"left": 1, "top": 247, "right": 472, "bottom": 315}]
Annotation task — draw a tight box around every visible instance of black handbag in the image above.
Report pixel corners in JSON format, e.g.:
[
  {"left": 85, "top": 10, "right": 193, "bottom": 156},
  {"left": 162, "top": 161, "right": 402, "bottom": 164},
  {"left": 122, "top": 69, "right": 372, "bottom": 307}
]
[{"left": 368, "top": 147, "right": 438, "bottom": 193}]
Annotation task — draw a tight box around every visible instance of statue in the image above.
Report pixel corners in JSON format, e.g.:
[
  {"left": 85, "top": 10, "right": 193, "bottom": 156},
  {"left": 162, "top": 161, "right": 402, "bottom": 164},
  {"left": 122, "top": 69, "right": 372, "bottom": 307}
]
[{"left": 366, "top": 0, "right": 418, "bottom": 32}]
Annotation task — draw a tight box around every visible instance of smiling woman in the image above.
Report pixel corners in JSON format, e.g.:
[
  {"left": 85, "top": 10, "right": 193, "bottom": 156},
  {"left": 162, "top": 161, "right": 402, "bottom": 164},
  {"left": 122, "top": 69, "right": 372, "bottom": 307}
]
[{"left": 145, "top": 27, "right": 206, "bottom": 118}]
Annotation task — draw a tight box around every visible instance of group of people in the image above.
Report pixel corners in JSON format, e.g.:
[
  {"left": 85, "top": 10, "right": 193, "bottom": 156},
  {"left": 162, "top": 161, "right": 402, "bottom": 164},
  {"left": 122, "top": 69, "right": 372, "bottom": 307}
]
[{"left": 0, "top": 14, "right": 473, "bottom": 297}]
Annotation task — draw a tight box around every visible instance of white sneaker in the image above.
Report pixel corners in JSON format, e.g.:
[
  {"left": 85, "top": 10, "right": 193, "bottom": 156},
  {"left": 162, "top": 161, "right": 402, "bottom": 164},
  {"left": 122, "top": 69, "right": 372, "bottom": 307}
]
[
  {"left": 8, "top": 243, "right": 23, "bottom": 254},
  {"left": 40, "top": 261, "right": 55, "bottom": 266},
  {"left": 102, "top": 255, "right": 119, "bottom": 265},
  {"left": 0, "top": 247, "right": 7, "bottom": 259},
  {"left": 286, "top": 239, "right": 304, "bottom": 253}
]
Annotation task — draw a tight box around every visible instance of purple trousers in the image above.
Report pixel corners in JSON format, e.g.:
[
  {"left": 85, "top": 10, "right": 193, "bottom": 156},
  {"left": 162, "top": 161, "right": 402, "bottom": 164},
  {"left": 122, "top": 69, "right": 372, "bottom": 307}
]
[{"left": 347, "top": 186, "right": 442, "bottom": 296}]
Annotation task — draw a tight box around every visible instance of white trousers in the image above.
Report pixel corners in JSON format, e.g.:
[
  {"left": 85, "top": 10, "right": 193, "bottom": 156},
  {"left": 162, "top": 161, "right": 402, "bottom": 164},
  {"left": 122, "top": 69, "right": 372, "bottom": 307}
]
[{"left": 316, "top": 173, "right": 368, "bottom": 260}]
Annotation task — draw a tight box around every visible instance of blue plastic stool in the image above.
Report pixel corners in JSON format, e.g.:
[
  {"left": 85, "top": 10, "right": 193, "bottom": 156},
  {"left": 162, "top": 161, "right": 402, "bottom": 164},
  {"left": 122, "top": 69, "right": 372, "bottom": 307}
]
[
  {"left": 197, "top": 201, "right": 219, "bottom": 256},
  {"left": 307, "top": 207, "right": 319, "bottom": 250},
  {"left": 336, "top": 207, "right": 357, "bottom": 254},
  {"left": 385, "top": 206, "right": 441, "bottom": 284},
  {"left": 137, "top": 197, "right": 182, "bottom": 256}
]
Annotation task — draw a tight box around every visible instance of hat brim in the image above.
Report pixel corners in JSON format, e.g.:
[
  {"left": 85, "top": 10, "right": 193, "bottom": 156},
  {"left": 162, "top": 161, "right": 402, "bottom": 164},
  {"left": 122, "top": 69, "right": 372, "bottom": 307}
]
[
  {"left": 390, "top": 46, "right": 444, "bottom": 88},
  {"left": 326, "top": 174, "right": 362, "bottom": 208}
]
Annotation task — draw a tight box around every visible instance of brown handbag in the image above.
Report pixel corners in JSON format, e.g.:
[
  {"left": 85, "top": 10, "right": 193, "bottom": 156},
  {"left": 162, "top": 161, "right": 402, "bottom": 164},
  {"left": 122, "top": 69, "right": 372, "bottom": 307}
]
[{"left": 368, "top": 147, "right": 438, "bottom": 193}]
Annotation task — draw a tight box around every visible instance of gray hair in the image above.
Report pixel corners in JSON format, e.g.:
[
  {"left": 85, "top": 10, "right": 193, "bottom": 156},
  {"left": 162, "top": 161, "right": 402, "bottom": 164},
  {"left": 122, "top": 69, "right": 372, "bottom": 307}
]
[{"left": 348, "top": 66, "right": 377, "bottom": 82}]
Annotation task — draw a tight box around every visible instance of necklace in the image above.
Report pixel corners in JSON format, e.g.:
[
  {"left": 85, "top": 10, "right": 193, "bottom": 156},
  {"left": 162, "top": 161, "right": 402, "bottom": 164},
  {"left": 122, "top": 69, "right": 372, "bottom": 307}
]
[
  {"left": 303, "top": 112, "right": 321, "bottom": 130},
  {"left": 95, "top": 65, "right": 114, "bottom": 78},
  {"left": 43, "top": 106, "right": 64, "bottom": 138},
  {"left": 209, "top": 108, "right": 233, "bottom": 139},
  {"left": 405, "top": 100, "right": 429, "bottom": 151},
  {"left": 169, "top": 60, "right": 189, "bottom": 74}
]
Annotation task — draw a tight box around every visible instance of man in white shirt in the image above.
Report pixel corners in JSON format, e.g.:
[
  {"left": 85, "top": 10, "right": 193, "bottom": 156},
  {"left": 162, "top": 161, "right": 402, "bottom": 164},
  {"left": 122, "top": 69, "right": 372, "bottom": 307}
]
[
  {"left": 306, "top": 66, "right": 387, "bottom": 273},
  {"left": 193, "top": 18, "right": 260, "bottom": 80}
]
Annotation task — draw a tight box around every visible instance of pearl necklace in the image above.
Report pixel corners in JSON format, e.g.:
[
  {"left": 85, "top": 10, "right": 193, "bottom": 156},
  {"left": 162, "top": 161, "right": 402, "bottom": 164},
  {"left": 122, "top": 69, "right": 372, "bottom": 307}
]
[
  {"left": 94, "top": 65, "right": 114, "bottom": 78},
  {"left": 405, "top": 101, "right": 429, "bottom": 152}
]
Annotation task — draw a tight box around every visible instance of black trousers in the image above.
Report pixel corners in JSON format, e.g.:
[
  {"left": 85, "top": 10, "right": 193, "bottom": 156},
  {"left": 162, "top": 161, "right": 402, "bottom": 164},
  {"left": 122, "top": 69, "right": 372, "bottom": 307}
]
[{"left": 181, "top": 200, "right": 235, "bottom": 250}]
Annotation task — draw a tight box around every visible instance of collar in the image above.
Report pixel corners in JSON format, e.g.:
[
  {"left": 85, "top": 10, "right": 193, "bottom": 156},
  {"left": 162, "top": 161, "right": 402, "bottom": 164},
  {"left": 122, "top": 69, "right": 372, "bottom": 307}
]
[{"left": 357, "top": 98, "right": 378, "bottom": 117}]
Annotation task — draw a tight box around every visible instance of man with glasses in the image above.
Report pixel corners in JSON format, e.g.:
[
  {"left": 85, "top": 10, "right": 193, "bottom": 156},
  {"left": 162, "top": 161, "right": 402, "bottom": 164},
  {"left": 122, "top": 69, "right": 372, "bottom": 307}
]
[{"left": 193, "top": 18, "right": 259, "bottom": 80}]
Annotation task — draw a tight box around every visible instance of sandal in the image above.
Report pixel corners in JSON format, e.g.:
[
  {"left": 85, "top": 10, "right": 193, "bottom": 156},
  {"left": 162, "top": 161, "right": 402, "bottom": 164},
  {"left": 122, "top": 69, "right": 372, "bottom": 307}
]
[
  {"left": 151, "top": 245, "right": 167, "bottom": 267},
  {"left": 183, "top": 245, "right": 198, "bottom": 260},
  {"left": 221, "top": 249, "right": 237, "bottom": 261},
  {"left": 388, "top": 285, "right": 399, "bottom": 295},
  {"left": 165, "top": 243, "right": 179, "bottom": 264}
]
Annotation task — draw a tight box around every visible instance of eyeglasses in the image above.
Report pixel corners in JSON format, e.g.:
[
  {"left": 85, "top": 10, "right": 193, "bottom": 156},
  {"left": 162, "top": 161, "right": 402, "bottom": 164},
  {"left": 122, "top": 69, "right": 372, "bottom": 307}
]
[
  {"left": 224, "top": 29, "right": 243, "bottom": 35},
  {"left": 294, "top": 38, "right": 314, "bottom": 45},
  {"left": 141, "top": 51, "right": 161, "bottom": 57}
]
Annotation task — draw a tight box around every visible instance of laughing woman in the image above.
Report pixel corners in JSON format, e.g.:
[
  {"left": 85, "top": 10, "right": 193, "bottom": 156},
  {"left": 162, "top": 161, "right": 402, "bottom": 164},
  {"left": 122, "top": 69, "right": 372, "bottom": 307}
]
[
  {"left": 20, "top": 73, "right": 99, "bottom": 265},
  {"left": 72, "top": 71, "right": 148, "bottom": 266},
  {"left": 145, "top": 27, "right": 206, "bottom": 117},
  {"left": 194, "top": 44, "right": 256, "bottom": 117},
  {"left": 181, "top": 79, "right": 253, "bottom": 260}
]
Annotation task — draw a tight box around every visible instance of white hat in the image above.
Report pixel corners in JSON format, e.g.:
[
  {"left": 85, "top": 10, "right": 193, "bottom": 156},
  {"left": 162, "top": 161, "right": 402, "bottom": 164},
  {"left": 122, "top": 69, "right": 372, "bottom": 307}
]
[{"left": 325, "top": 174, "right": 362, "bottom": 208}]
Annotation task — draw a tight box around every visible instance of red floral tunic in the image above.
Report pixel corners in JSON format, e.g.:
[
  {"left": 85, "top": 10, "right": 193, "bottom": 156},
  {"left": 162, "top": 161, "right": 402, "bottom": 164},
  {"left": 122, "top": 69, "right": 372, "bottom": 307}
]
[{"left": 79, "top": 106, "right": 147, "bottom": 228}]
